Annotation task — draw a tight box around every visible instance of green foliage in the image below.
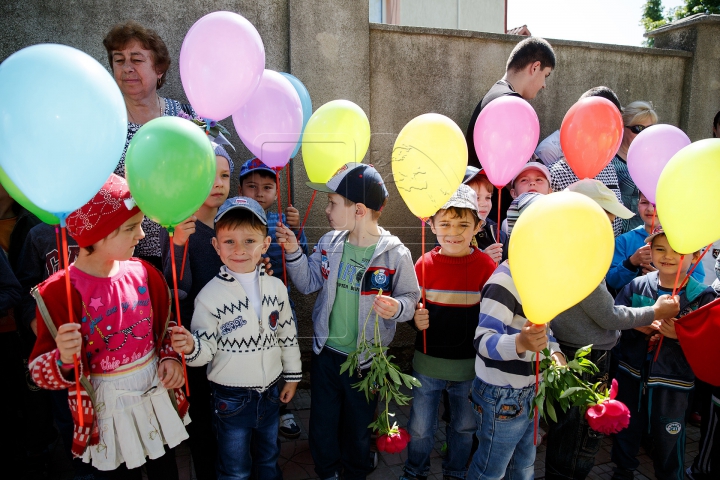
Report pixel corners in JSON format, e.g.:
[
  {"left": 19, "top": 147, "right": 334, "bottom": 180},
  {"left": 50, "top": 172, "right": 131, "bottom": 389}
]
[
  {"left": 339, "top": 290, "right": 422, "bottom": 435},
  {"left": 531, "top": 345, "right": 609, "bottom": 422},
  {"left": 641, "top": 0, "right": 720, "bottom": 46}
]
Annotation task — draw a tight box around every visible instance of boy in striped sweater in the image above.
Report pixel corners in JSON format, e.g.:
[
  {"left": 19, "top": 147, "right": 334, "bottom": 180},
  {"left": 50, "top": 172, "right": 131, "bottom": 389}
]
[
  {"left": 401, "top": 185, "right": 497, "bottom": 480},
  {"left": 468, "top": 192, "right": 566, "bottom": 480}
]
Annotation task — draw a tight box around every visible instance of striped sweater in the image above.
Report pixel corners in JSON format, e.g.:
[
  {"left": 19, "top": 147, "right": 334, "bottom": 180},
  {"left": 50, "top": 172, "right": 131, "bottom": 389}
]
[{"left": 474, "top": 261, "right": 561, "bottom": 388}]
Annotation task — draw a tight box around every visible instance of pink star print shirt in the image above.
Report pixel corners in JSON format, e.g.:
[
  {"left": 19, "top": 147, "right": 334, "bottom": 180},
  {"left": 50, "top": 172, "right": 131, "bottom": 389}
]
[{"left": 71, "top": 261, "right": 155, "bottom": 374}]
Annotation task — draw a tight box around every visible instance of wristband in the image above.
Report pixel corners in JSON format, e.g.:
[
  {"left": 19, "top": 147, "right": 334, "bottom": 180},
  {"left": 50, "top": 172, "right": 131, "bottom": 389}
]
[{"left": 54, "top": 349, "right": 75, "bottom": 369}]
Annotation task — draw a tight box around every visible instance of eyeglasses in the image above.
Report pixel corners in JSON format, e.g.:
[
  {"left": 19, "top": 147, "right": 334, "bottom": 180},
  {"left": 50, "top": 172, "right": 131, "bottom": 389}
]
[
  {"left": 102, "top": 317, "right": 152, "bottom": 351},
  {"left": 626, "top": 124, "right": 653, "bottom": 134}
]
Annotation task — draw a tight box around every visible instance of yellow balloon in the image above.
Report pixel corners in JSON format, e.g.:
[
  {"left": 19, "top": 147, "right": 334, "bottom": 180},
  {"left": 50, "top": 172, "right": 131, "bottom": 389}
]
[
  {"left": 508, "top": 192, "right": 614, "bottom": 324},
  {"left": 301, "top": 100, "right": 370, "bottom": 183},
  {"left": 391, "top": 113, "right": 467, "bottom": 219},
  {"left": 656, "top": 139, "right": 720, "bottom": 254}
]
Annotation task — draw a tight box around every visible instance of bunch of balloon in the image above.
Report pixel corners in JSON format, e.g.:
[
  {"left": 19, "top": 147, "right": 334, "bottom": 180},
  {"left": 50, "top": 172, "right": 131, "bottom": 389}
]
[
  {"left": 473, "top": 96, "right": 540, "bottom": 240},
  {"left": 300, "top": 99, "right": 371, "bottom": 234},
  {"left": 0, "top": 44, "right": 129, "bottom": 420},
  {"left": 627, "top": 124, "right": 691, "bottom": 231},
  {"left": 560, "top": 97, "right": 623, "bottom": 180},
  {"left": 232, "top": 69, "right": 303, "bottom": 285},
  {"left": 654, "top": 139, "right": 720, "bottom": 358},
  {"left": 509, "top": 191, "right": 615, "bottom": 444},
  {"left": 180, "top": 11, "right": 265, "bottom": 122},
  {"left": 279, "top": 72, "right": 313, "bottom": 206},
  {"left": 125, "top": 116, "right": 217, "bottom": 395},
  {"left": 392, "top": 113, "right": 467, "bottom": 353}
]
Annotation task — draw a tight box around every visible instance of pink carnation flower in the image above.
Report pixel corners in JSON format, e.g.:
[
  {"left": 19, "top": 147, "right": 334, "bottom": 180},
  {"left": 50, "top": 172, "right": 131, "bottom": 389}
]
[{"left": 585, "top": 379, "right": 630, "bottom": 434}]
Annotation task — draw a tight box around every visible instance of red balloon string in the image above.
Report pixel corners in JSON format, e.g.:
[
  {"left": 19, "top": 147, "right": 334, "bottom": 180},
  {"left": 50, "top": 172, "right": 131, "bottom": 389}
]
[
  {"left": 61, "top": 226, "right": 83, "bottom": 427},
  {"left": 679, "top": 243, "right": 713, "bottom": 291},
  {"left": 180, "top": 237, "right": 189, "bottom": 280},
  {"left": 274, "top": 169, "right": 288, "bottom": 286},
  {"left": 169, "top": 234, "right": 190, "bottom": 397},
  {"left": 299, "top": 190, "right": 317, "bottom": 239},
  {"left": 421, "top": 218, "right": 427, "bottom": 354},
  {"left": 654, "top": 254, "right": 685, "bottom": 362},
  {"left": 285, "top": 164, "right": 292, "bottom": 206}
]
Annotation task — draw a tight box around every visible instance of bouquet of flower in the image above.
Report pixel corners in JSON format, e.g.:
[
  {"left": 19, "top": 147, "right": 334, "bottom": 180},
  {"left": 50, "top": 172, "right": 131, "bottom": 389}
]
[
  {"left": 178, "top": 111, "right": 234, "bottom": 149},
  {"left": 340, "top": 289, "right": 421, "bottom": 453},
  {"left": 532, "top": 345, "right": 630, "bottom": 435}
]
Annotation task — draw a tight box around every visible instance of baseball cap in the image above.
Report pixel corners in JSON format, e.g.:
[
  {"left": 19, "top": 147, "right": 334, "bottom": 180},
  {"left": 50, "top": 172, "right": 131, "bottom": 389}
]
[
  {"left": 644, "top": 226, "right": 665, "bottom": 245},
  {"left": 238, "top": 158, "right": 276, "bottom": 182},
  {"left": 214, "top": 197, "right": 268, "bottom": 227},
  {"left": 463, "top": 166, "right": 485, "bottom": 184},
  {"left": 565, "top": 179, "right": 634, "bottom": 219},
  {"left": 511, "top": 162, "right": 551, "bottom": 188},
  {"left": 66, "top": 174, "right": 141, "bottom": 248},
  {"left": 306, "top": 162, "right": 389, "bottom": 211},
  {"left": 440, "top": 184, "right": 479, "bottom": 212}
]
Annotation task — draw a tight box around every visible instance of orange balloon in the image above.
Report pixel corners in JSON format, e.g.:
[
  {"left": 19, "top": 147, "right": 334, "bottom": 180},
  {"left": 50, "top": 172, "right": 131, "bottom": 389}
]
[{"left": 560, "top": 97, "right": 623, "bottom": 179}]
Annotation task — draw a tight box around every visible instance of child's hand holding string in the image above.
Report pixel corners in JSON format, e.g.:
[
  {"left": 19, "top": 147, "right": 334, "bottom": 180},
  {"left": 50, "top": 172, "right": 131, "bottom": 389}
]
[
  {"left": 56, "top": 323, "right": 82, "bottom": 368},
  {"left": 170, "top": 326, "right": 195, "bottom": 355},
  {"left": 483, "top": 243, "right": 503, "bottom": 263},
  {"left": 172, "top": 216, "right": 197, "bottom": 246},
  {"left": 285, "top": 205, "right": 300, "bottom": 230},
  {"left": 413, "top": 302, "right": 429, "bottom": 330},
  {"left": 158, "top": 359, "right": 185, "bottom": 389},
  {"left": 275, "top": 223, "right": 300, "bottom": 254}
]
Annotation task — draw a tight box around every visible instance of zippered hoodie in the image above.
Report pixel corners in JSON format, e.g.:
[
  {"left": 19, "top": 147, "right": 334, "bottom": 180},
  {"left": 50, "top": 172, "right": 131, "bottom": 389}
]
[
  {"left": 186, "top": 265, "right": 302, "bottom": 391},
  {"left": 285, "top": 227, "right": 419, "bottom": 368},
  {"left": 614, "top": 271, "right": 717, "bottom": 390}
]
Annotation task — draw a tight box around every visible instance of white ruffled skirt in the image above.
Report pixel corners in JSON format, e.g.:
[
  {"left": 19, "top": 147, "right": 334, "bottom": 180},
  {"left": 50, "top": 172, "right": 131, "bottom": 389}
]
[{"left": 82, "top": 352, "right": 190, "bottom": 470}]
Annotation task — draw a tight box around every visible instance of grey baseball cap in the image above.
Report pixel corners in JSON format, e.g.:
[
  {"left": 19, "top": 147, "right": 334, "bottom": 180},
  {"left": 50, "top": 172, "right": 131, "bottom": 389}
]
[{"left": 214, "top": 196, "right": 268, "bottom": 226}]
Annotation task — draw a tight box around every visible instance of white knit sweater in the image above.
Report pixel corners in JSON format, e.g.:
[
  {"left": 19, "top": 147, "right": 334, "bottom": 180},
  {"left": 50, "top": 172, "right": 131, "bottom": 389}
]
[{"left": 186, "top": 265, "right": 301, "bottom": 390}]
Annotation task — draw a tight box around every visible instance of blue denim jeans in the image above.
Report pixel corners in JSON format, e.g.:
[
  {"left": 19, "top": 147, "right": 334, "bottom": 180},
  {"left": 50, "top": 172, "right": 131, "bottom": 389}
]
[
  {"left": 466, "top": 377, "right": 536, "bottom": 480},
  {"left": 403, "top": 371, "right": 474, "bottom": 479},
  {"left": 210, "top": 382, "right": 282, "bottom": 480}
]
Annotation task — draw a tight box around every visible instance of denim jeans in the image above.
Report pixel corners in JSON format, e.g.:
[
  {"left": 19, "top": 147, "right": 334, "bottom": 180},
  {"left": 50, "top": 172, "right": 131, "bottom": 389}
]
[
  {"left": 544, "top": 345, "right": 610, "bottom": 480},
  {"left": 210, "top": 382, "right": 282, "bottom": 480},
  {"left": 310, "top": 348, "right": 378, "bottom": 480},
  {"left": 404, "top": 371, "right": 474, "bottom": 479},
  {"left": 466, "top": 377, "right": 536, "bottom": 480}
]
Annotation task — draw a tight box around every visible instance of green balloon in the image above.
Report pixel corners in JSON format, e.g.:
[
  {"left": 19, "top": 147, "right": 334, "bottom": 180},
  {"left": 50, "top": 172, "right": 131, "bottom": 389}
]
[
  {"left": 125, "top": 116, "right": 216, "bottom": 229},
  {"left": 0, "top": 165, "right": 61, "bottom": 224}
]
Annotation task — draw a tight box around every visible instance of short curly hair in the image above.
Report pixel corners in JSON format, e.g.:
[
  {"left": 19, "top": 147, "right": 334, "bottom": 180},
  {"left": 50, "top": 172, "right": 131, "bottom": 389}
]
[{"left": 103, "top": 21, "right": 171, "bottom": 88}]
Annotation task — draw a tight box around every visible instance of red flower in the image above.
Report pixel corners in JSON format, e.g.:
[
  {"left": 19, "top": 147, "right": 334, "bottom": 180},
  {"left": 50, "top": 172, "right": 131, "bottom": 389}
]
[
  {"left": 376, "top": 427, "right": 410, "bottom": 454},
  {"left": 585, "top": 379, "right": 630, "bottom": 434}
]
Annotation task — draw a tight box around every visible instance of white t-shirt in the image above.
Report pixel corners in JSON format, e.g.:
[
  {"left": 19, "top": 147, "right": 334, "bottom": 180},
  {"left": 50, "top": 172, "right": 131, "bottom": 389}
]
[{"left": 227, "top": 268, "right": 262, "bottom": 319}]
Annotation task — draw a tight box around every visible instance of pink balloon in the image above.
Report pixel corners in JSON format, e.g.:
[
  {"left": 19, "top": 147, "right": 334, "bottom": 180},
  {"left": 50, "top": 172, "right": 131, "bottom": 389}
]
[
  {"left": 473, "top": 96, "right": 540, "bottom": 187},
  {"left": 232, "top": 70, "right": 303, "bottom": 169},
  {"left": 627, "top": 124, "right": 691, "bottom": 204},
  {"left": 180, "top": 11, "right": 265, "bottom": 120}
]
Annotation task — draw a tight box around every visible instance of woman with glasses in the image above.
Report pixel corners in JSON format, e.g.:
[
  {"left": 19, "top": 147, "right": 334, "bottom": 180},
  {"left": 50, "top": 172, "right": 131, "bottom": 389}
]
[{"left": 611, "top": 101, "right": 658, "bottom": 233}]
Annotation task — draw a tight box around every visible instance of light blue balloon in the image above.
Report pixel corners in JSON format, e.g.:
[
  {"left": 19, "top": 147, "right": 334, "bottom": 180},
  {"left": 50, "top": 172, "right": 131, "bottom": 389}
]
[
  {"left": 0, "top": 44, "right": 127, "bottom": 223},
  {"left": 279, "top": 72, "right": 312, "bottom": 159}
]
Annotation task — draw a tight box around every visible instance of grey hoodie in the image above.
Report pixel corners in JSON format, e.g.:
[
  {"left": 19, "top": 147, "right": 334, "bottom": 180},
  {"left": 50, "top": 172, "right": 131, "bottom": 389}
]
[
  {"left": 285, "top": 227, "right": 419, "bottom": 368},
  {"left": 550, "top": 280, "right": 655, "bottom": 351}
]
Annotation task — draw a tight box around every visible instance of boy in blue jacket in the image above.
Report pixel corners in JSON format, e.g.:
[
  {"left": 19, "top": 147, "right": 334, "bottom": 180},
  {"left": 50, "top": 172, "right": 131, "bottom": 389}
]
[
  {"left": 276, "top": 163, "right": 419, "bottom": 480},
  {"left": 611, "top": 228, "right": 717, "bottom": 480},
  {"left": 607, "top": 192, "right": 704, "bottom": 293}
]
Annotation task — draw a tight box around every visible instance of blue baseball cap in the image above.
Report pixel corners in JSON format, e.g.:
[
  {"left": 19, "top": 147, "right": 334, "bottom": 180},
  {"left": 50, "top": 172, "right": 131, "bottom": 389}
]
[
  {"left": 238, "top": 158, "right": 276, "bottom": 182},
  {"left": 214, "top": 196, "right": 268, "bottom": 226},
  {"left": 306, "top": 162, "right": 388, "bottom": 211}
]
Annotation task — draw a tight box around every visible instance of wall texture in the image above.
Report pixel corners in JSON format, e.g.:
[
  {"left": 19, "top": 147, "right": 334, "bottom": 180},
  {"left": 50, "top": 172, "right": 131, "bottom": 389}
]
[{"left": 3, "top": 2, "right": 716, "bottom": 358}]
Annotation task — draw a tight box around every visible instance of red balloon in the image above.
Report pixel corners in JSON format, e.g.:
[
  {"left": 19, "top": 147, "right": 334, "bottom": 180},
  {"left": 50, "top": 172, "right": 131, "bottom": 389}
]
[{"left": 560, "top": 97, "right": 623, "bottom": 179}]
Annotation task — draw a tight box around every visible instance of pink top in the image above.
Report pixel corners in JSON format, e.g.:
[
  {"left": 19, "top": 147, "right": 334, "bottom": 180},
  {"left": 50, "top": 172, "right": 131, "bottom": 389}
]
[{"left": 71, "top": 261, "right": 155, "bottom": 374}]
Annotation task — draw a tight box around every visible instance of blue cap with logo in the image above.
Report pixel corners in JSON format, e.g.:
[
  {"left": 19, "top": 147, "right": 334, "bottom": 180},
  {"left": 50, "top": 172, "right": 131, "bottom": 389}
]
[
  {"left": 214, "top": 196, "right": 268, "bottom": 227},
  {"left": 306, "top": 162, "right": 389, "bottom": 211},
  {"left": 238, "top": 158, "right": 277, "bottom": 182}
]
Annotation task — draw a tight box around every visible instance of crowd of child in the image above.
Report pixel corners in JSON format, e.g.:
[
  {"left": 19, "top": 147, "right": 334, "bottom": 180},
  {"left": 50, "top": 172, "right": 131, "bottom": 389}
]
[{"left": 1, "top": 32, "right": 719, "bottom": 480}]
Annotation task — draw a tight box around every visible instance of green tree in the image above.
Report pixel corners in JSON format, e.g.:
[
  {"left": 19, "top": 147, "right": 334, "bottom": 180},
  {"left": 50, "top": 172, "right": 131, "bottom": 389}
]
[{"left": 641, "top": 0, "right": 720, "bottom": 46}]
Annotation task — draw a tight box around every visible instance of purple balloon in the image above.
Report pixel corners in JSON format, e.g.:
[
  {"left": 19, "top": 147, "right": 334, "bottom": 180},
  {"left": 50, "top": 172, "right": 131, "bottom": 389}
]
[
  {"left": 627, "top": 124, "right": 691, "bottom": 204},
  {"left": 232, "top": 70, "right": 303, "bottom": 169},
  {"left": 473, "top": 96, "right": 540, "bottom": 187},
  {"left": 180, "top": 11, "right": 265, "bottom": 120}
]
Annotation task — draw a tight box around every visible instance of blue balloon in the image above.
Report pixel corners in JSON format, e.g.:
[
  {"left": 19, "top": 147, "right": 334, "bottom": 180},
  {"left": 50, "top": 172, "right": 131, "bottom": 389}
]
[
  {"left": 0, "top": 44, "right": 127, "bottom": 224},
  {"left": 279, "top": 72, "right": 312, "bottom": 158}
]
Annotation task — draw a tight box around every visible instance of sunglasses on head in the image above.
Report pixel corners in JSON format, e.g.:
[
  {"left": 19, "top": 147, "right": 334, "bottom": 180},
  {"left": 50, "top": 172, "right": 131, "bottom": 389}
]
[{"left": 626, "top": 124, "right": 653, "bottom": 134}]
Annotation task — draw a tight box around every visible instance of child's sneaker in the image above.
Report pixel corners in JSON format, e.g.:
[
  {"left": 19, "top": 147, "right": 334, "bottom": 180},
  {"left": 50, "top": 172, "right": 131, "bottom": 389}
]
[{"left": 279, "top": 412, "right": 301, "bottom": 439}]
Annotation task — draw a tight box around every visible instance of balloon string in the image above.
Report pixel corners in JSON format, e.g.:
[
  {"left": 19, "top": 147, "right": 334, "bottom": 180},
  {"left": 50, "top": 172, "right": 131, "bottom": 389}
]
[
  {"left": 496, "top": 186, "right": 502, "bottom": 249},
  {"left": 61, "top": 227, "right": 83, "bottom": 427},
  {"left": 654, "top": 255, "right": 685, "bottom": 362},
  {"left": 285, "top": 164, "right": 292, "bottom": 206},
  {"left": 169, "top": 234, "right": 190, "bottom": 397},
  {"left": 679, "top": 243, "right": 713, "bottom": 291},
  {"left": 299, "top": 190, "right": 317, "bottom": 239},
  {"left": 421, "top": 219, "right": 427, "bottom": 354},
  {"left": 180, "top": 237, "right": 189, "bottom": 280},
  {"left": 274, "top": 169, "right": 288, "bottom": 286},
  {"left": 534, "top": 351, "right": 539, "bottom": 446}
]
